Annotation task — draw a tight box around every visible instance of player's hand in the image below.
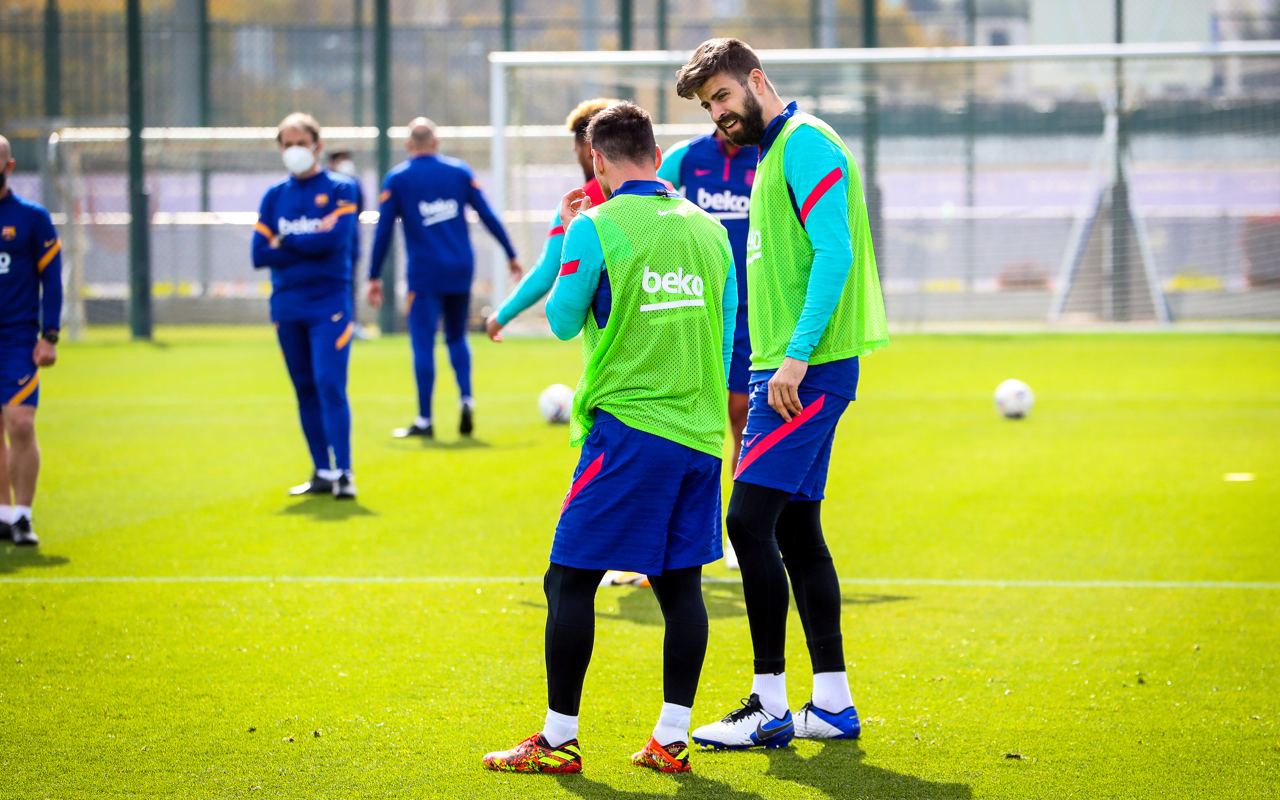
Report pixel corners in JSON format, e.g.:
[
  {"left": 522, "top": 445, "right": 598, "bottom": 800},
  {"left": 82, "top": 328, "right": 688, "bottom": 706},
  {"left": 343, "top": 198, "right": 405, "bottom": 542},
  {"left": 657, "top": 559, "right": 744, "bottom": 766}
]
[
  {"left": 485, "top": 313, "right": 505, "bottom": 343},
  {"left": 767, "top": 357, "right": 808, "bottom": 422},
  {"left": 34, "top": 339, "right": 56, "bottom": 368},
  {"left": 367, "top": 279, "right": 383, "bottom": 309},
  {"left": 508, "top": 259, "right": 524, "bottom": 280},
  {"left": 559, "top": 188, "right": 591, "bottom": 230}
]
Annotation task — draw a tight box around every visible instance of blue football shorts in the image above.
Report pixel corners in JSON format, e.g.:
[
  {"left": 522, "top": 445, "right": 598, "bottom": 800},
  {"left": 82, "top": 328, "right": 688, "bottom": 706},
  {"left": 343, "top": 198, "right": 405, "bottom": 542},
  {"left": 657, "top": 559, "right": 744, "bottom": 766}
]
[{"left": 552, "top": 410, "right": 723, "bottom": 575}]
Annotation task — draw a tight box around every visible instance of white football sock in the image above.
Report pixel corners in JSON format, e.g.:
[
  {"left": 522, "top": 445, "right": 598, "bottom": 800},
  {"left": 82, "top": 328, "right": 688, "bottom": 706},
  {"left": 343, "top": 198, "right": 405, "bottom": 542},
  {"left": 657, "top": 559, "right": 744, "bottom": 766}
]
[
  {"left": 752, "top": 672, "right": 789, "bottom": 718},
  {"left": 812, "top": 671, "right": 854, "bottom": 712},
  {"left": 542, "top": 709, "right": 578, "bottom": 747},
  {"left": 415, "top": 416, "right": 431, "bottom": 428},
  {"left": 13, "top": 505, "right": 32, "bottom": 521},
  {"left": 316, "top": 469, "right": 341, "bottom": 481},
  {"left": 652, "top": 702, "right": 692, "bottom": 746},
  {"left": 0, "top": 505, "right": 14, "bottom": 524}
]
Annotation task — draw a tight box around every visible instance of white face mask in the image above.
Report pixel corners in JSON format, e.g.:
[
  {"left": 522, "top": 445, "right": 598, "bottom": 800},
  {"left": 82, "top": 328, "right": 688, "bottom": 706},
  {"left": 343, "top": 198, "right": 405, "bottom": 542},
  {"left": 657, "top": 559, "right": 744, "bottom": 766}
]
[
  {"left": 332, "top": 159, "right": 357, "bottom": 177},
  {"left": 282, "top": 145, "right": 317, "bottom": 175}
]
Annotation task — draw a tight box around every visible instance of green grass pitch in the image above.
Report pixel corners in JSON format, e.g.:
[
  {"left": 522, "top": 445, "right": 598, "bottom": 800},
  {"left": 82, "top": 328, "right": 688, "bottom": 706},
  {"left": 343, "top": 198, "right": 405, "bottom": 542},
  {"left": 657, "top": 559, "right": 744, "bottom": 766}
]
[{"left": 1, "top": 327, "right": 1277, "bottom": 799}]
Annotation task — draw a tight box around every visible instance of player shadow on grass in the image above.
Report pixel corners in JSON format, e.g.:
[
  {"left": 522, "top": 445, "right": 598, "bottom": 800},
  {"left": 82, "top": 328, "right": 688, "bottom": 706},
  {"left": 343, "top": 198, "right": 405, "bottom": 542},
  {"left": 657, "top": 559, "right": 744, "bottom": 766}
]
[
  {"left": 599, "top": 583, "right": 912, "bottom": 627},
  {"left": 387, "top": 434, "right": 528, "bottom": 452},
  {"left": 0, "top": 548, "right": 70, "bottom": 574},
  {"left": 764, "top": 740, "right": 972, "bottom": 800},
  {"left": 280, "top": 496, "right": 377, "bottom": 520},
  {"left": 413, "top": 436, "right": 494, "bottom": 450},
  {"left": 558, "top": 771, "right": 766, "bottom": 800},
  {"left": 555, "top": 741, "right": 971, "bottom": 800}
]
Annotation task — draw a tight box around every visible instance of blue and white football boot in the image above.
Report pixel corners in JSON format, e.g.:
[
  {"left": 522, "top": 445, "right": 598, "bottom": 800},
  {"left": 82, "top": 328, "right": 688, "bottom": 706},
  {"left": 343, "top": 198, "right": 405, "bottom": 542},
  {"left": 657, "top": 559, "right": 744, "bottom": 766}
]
[
  {"left": 794, "top": 700, "right": 861, "bottom": 740},
  {"left": 691, "top": 694, "right": 794, "bottom": 750}
]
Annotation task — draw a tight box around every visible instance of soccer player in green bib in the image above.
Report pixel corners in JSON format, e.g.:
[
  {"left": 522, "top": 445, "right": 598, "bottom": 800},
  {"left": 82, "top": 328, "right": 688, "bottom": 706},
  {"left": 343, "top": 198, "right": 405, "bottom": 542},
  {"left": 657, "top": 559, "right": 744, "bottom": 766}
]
[
  {"left": 482, "top": 102, "right": 738, "bottom": 775},
  {"left": 675, "top": 38, "right": 889, "bottom": 749}
]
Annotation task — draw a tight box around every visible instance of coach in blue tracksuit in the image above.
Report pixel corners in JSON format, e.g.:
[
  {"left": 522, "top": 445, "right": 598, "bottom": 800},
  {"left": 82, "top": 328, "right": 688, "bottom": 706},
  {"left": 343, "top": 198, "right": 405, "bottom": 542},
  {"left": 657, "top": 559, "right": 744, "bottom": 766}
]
[
  {"left": 0, "top": 134, "right": 62, "bottom": 547},
  {"left": 252, "top": 113, "right": 359, "bottom": 500},
  {"left": 368, "top": 117, "right": 521, "bottom": 439}
]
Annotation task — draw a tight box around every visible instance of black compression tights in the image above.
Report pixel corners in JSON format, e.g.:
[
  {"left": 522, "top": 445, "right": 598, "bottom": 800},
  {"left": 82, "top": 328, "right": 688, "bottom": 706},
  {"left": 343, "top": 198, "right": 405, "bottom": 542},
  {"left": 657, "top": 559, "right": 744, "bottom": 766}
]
[
  {"left": 543, "top": 562, "right": 709, "bottom": 716},
  {"left": 725, "top": 483, "right": 845, "bottom": 675}
]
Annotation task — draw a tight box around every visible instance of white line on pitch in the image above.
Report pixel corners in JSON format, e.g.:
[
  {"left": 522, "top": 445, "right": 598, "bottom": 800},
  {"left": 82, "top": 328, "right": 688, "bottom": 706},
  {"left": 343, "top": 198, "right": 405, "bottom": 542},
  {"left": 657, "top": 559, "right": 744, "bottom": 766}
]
[
  {"left": 827, "top": 577, "right": 1280, "bottom": 590},
  {"left": 0, "top": 575, "right": 1278, "bottom": 590}
]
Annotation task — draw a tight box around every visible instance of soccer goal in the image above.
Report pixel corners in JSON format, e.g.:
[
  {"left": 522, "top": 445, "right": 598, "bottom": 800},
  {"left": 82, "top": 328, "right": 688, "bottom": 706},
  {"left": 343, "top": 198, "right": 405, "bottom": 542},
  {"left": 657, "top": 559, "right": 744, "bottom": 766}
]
[{"left": 489, "top": 41, "right": 1280, "bottom": 329}]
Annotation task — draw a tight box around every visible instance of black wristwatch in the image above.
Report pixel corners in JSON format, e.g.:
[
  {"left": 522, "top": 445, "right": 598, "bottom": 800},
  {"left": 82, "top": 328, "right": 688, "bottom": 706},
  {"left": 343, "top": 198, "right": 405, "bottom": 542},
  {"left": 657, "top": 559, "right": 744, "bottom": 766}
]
[{"left": 41, "top": 330, "right": 59, "bottom": 344}]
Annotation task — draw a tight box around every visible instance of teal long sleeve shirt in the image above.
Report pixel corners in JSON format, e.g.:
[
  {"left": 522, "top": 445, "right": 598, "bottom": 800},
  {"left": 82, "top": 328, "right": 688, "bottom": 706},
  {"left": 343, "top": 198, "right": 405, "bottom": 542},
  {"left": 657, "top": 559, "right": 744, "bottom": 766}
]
[
  {"left": 495, "top": 210, "right": 566, "bottom": 325},
  {"left": 776, "top": 124, "right": 854, "bottom": 362},
  {"left": 546, "top": 181, "right": 738, "bottom": 384}
]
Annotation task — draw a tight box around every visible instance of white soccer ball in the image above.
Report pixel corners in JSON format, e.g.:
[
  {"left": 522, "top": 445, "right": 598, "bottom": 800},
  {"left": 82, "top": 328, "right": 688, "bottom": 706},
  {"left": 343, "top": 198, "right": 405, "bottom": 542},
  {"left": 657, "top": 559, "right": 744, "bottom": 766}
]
[
  {"left": 994, "top": 378, "right": 1034, "bottom": 419},
  {"left": 539, "top": 384, "right": 574, "bottom": 424}
]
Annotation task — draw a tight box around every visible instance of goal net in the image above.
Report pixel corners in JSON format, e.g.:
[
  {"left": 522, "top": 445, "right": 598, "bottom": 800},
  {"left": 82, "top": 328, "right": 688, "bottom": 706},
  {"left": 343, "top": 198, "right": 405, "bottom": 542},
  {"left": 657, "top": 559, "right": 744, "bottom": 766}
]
[{"left": 489, "top": 42, "right": 1280, "bottom": 329}]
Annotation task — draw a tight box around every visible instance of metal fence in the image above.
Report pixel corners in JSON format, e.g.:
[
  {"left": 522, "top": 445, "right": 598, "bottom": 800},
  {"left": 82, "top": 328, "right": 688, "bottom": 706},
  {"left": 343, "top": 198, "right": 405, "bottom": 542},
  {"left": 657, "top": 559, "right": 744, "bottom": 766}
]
[
  {"left": 35, "top": 42, "right": 1280, "bottom": 334},
  {"left": 5, "top": 1, "right": 1278, "bottom": 131}
]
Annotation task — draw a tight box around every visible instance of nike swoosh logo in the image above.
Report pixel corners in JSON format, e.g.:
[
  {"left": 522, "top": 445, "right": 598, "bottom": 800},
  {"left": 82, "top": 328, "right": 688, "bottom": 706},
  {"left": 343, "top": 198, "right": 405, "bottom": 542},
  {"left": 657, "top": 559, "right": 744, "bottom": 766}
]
[
  {"left": 331, "top": 312, "right": 343, "bottom": 322},
  {"left": 694, "top": 169, "right": 712, "bottom": 176},
  {"left": 744, "top": 434, "right": 761, "bottom": 449},
  {"left": 657, "top": 209, "right": 682, "bottom": 217},
  {"left": 755, "top": 719, "right": 792, "bottom": 741},
  {"left": 44, "top": 239, "right": 57, "bottom": 248}
]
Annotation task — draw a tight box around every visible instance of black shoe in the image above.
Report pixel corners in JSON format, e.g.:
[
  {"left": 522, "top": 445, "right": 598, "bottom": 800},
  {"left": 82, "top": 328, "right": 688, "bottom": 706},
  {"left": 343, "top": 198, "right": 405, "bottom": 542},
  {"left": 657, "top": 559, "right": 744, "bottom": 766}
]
[
  {"left": 0, "top": 520, "right": 11, "bottom": 543},
  {"left": 333, "top": 471, "right": 357, "bottom": 500},
  {"left": 393, "top": 422, "right": 433, "bottom": 439},
  {"left": 11, "top": 516, "right": 38, "bottom": 547},
  {"left": 289, "top": 473, "right": 335, "bottom": 496},
  {"left": 460, "top": 405, "right": 474, "bottom": 437}
]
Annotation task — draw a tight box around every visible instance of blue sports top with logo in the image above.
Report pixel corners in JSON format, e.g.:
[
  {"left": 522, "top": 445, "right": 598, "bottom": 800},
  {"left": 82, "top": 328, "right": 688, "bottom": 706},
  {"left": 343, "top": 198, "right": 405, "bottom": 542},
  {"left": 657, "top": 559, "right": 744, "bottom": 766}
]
[
  {"left": 0, "top": 191, "right": 62, "bottom": 342},
  {"left": 658, "top": 132, "right": 757, "bottom": 350},
  {"left": 368, "top": 153, "right": 516, "bottom": 295},
  {"left": 252, "top": 170, "right": 360, "bottom": 322}
]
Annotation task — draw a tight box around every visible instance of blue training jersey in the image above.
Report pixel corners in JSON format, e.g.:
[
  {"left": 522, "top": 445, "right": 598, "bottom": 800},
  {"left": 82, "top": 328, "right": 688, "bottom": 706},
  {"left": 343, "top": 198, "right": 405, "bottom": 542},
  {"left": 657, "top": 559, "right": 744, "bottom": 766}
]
[
  {"left": 658, "top": 133, "right": 757, "bottom": 348},
  {"left": 0, "top": 191, "right": 63, "bottom": 343},
  {"left": 252, "top": 170, "right": 359, "bottom": 322},
  {"left": 369, "top": 154, "right": 516, "bottom": 296}
]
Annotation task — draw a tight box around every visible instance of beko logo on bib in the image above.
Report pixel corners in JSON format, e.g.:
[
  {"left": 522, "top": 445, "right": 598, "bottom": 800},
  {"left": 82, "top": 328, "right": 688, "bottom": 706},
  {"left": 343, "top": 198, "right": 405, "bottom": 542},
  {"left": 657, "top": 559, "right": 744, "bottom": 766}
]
[
  {"left": 640, "top": 266, "right": 705, "bottom": 312},
  {"left": 696, "top": 187, "right": 749, "bottom": 214},
  {"left": 643, "top": 265, "right": 704, "bottom": 297},
  {"left": 419, "top": 199, "right": 460, "bottom": 226},
  {"left": 277, "top": 216, "right": 325, "bottom": 235}
]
